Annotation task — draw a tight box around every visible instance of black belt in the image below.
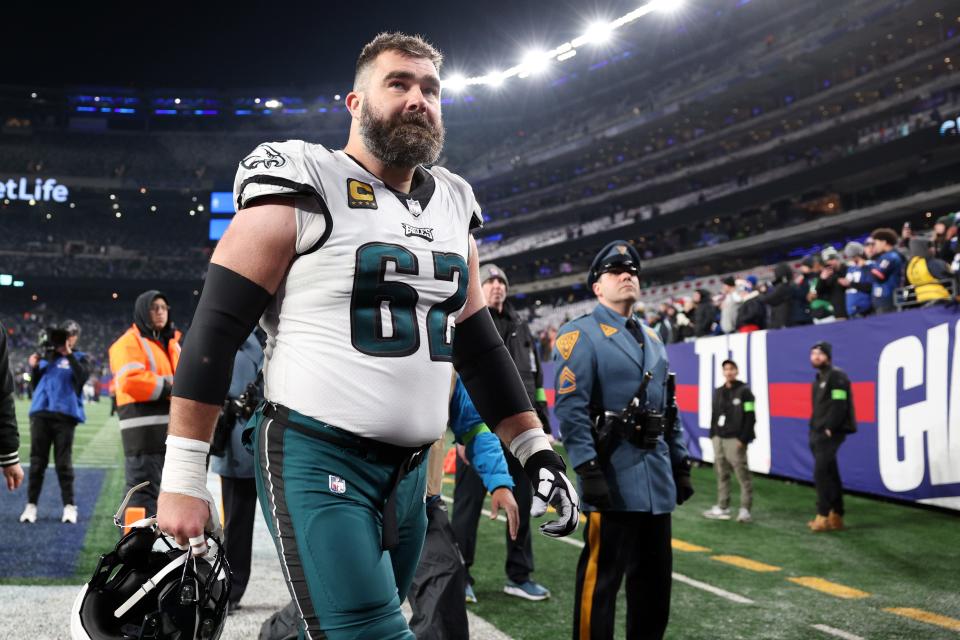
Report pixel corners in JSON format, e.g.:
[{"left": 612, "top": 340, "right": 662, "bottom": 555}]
[
  {"left": 262, "top": 403, "right": 429, "bottom": 551},
  {"left": 602, "top": 411, "right": 666, "bottom": 449}
]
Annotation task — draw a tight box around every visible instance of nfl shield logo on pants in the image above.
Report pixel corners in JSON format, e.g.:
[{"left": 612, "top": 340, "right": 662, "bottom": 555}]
[{"left": 328, "top": 475, "right": 346, "bottom": 494}]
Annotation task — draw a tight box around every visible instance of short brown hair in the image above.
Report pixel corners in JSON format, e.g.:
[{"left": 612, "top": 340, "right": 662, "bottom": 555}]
[
  {"left": 870, "top": 227, "right": 899, "bottom": 247},
  {"left": 355, "top": 32, "right": 443, "bottom": 90}
]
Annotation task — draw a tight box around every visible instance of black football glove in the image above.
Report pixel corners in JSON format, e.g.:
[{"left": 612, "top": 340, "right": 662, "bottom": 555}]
[
  {"left": 673, "top": 457, "right": 695, "bottom": 505},
  {"left": 574, "top": 458, "right": 613, "bottom": 510},
  {"left": 524, "top": 449, "right": 580, "bottom": 537}
]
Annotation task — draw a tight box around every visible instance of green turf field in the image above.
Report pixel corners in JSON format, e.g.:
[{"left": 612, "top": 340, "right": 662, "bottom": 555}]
[
  {"left": 9, "top": 398, "right": 960, "bottom": 637},
  {"left": 439, "top": 441, "right": 960, "bottom": 640},
  {"left": 5, "top": 398, "right": 125, "bottom": 586}
]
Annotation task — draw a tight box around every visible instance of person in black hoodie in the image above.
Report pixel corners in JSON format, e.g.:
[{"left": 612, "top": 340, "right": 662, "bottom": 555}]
[
  {"left": 807, "top": 341, "right": 855, "bottom": 533},
  {"left": 703, "top": 360, "right": 756, "bottom": 523},
  {"left": 692, "top": 289, "right": 716, "bottom": 337},
  {"left": 0, "top": 322, "right": 24, "bottom": 492}
]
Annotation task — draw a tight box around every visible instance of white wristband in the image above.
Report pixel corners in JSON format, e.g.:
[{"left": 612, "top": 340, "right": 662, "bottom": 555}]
[
  {"left": 160, "top": 435, "right": 210, "bottom": 500},
  {"left": 509, "top": 429, "right": 553, "bottom": 467}
]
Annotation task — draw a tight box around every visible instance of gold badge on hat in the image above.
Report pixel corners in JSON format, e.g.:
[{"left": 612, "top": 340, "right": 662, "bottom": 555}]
[{"left": 617, "top": 245, "right": 628, "bottom": 255}]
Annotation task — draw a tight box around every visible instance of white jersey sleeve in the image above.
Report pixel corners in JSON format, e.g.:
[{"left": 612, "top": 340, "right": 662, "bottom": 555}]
[
  {"left": 232, "top": 140, "right": 332, "bottom": 254},
  {"left": 429, "top": 165, "right": 484, "bottom": 231}
]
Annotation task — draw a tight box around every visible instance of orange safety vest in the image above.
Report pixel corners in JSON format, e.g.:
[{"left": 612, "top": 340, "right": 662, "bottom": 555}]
[
  {"left": 109, "top": 325, "right": 182, "bottom": 456},
  {"left": 906, "top": 257, "right": 950, "bottom": 303}
]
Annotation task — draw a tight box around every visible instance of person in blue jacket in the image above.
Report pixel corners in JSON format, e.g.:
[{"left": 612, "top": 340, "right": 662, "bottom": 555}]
[
  {"left": 839, "top": 241, "right": 874, "bottom": 318},
  {"left": 210, "top": 330, "right": 264, "bottom": 612},
  {"left": 554, "top": 241, "right": 693, "bottom": 640},
  {"left": 20, "top": 319, "right": 89, "bottom": 525}
]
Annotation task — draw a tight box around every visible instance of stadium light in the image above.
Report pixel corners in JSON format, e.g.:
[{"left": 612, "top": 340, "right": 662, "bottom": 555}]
[
  {"left": 577, "top": 21, "right": 614, "bottom": 46},
  {"left": 652, "top": 0, "right": 685, "bottom": 13},
  {"left": 264, "top": 99, "right": 282, "bottom": 109},
  {"left": 521, "top": 50, "right": 551, "bottom": 75},
  {"left": 485, "top": 71, "right": 505, "bottom": 88},
  {"left": 444, "top": 74, "right": 468, "bottom": 93}
]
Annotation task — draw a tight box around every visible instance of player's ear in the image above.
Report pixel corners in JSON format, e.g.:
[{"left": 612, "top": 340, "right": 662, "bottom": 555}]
[{"left": 345, "top": 91, "right": 363, "bottom": 119}]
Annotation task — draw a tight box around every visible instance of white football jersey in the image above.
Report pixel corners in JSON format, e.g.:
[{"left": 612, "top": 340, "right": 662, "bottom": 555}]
[{"left": 232, "top": 140, "right": 482, "bottom": 447}]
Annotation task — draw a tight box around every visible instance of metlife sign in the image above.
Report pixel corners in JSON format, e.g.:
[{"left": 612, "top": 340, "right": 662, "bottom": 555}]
[{"left": 0, "top": 177, "right": 69, "bottom": 202}]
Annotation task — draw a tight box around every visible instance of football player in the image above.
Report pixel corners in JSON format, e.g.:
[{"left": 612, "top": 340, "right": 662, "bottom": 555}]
[{"left": 156, "top": 32, "right": 579, "bottom": 639}]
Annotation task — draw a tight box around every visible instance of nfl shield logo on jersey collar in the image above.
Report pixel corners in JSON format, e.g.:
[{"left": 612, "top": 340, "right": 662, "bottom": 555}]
[
  {"left": 406, "top": 198, "right": 423, "bottom": 217},
  {"left": 328, "top": 475, "right": 346, "bottom": 494}
]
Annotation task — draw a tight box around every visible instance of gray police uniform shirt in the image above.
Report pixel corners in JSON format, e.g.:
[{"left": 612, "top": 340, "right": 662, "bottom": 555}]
[
  {"left": 210, "top": 332, "right": 263, "bottom": 479},
  {"left": 553, "top": 303, "right": 689, "bottom": 514}
]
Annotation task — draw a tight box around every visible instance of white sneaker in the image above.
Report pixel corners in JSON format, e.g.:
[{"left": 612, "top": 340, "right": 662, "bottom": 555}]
[
  {"left": 19, "top": 503, "right": 37, "bottom": 523},
  {"left": 62, "top": 504, "right": 78, "bottom": 524},
  {"left": 736, "top": 508, "right": 752, "bottom": 523},
  {"left": 702, "top": 505, "right": 731, "bottom": 520}
]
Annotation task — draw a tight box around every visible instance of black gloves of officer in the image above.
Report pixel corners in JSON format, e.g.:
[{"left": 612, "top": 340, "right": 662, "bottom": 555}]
[
  {"left": 524, "top": 449, "right": 580, "bottom": 537},
  {"left": 574, "top": 458, "right": 613, "bottom": 510},
  {"left": 673, "top": 457, "right": 695, "bottom": 505}
]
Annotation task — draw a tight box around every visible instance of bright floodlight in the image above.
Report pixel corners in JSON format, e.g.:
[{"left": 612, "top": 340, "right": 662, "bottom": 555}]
[
  {"left": 444, "top": 74, "right": 468, "bottom": 92},
  {"left": 522, "top": 50, "right": 550, "bottom": 75},
  {"left": 583, "top": 20, "right": 614, "bottom": 45},
  {"left": 264, "top": 99, "right": 282, "bottom": 109},
  {"left": 485, "top": 72, "right": 504, "bottom": 88},
  {"left": 653, "top": 0, "right": 684, "bottom": 13}
]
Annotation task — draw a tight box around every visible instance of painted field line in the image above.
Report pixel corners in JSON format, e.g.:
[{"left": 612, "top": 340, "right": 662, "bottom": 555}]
[
  {"left": 884, "top": 607, "right": 960, "bottom": 632},
  {"left": 672, "top": 539, "right": 711, "bottom": 553},
  {"left": 440, "top": 496, "right": 752, "bottom": 605},
  {"left": 787, "top": 577, "right": 870, "bottom": 599},
  {"left": 810, "top": 623, "right": 865, "bottom": 640},
  {"left": 711, "top": 555, "right": 781, "bottom": 572},
  {"left": 671, "top": 573, "right": 754, "bottom": 604}
]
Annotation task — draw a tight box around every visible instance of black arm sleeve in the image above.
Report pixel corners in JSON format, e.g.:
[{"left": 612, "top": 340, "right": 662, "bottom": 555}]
[
  {"left": 453, "top": 308, "right": 534, "bottom": 431},
  {"left": 31, "top": 361, "right": 46, "bottom": 391},
  {"left": 172, "top": 264, "right": 273, "bottom": 406},
  {"left": 0, "top": 326, "right": 19, "bottom": 465}
]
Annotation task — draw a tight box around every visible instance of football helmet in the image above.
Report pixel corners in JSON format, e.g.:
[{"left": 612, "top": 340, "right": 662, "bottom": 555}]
[{"left": 71, "top": 482, "right": 231, "bottom": 640}]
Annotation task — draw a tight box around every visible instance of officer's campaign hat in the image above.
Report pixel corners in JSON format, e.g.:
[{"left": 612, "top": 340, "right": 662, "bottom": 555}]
[{"left": 587, "top": 241, "right": 642, "bottom": 288}]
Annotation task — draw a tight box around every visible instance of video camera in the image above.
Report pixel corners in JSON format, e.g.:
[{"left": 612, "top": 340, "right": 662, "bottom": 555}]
[{"left": 37, "top": 326, "right": 69, "bottom": 351}]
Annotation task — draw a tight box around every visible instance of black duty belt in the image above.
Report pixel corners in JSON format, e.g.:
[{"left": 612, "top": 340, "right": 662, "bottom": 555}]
[
  {"left": 262, "top": 403, "right": 430, "bottom": 551},
  {"left": 600, "top": 411, "right": 666, "bottom": 450}
]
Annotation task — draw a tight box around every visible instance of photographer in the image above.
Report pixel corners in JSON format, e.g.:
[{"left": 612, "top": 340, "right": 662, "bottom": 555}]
[
  {"left": 210, "top": 330, "right": 263, "bottom": 613},
  {"left": 19, "top": 320, "right": 89, "bottom": 524}
]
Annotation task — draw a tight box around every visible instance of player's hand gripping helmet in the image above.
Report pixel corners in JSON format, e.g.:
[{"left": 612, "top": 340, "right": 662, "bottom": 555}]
[{"left": 70, "top": 482, "right": 231, "bottom": 640}]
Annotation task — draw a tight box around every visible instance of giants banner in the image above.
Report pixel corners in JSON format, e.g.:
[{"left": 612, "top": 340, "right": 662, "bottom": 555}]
[{"left": 545, "top": 306, "right": 960, "bottom": 510}]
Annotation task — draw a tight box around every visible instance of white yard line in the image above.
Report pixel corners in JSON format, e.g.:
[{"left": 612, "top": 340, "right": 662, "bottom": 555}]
[
  {"left": 811, "top": 623, "right": 866, "bottom": 640},
  {"left": 439, "top": 496, "right": 754, "bottom": 605}
]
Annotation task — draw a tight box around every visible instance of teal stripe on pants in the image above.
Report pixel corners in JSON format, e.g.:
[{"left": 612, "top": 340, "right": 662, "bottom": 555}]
[{"left": 249, "top": 406, "right": 428, "bottom": 640}]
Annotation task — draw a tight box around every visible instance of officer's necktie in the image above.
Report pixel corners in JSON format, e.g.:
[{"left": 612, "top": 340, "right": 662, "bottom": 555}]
[{"left": 625, "top": 318, "right": 645, "bottom": 347}]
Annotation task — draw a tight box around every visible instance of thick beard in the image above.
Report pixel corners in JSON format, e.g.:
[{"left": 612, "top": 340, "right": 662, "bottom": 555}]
[{"left": 359, "top": 101, "right": 445, "bottom": 169}]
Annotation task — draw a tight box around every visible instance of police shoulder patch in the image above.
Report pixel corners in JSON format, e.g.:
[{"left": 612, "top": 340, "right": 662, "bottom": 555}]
[
  {"left": 556, "top": 330, "right": 581, "bottom": 360},
  {"left": 557, "top": 366, "right": 577, "bottom": 395},
  {"left": 599, "top": 323, "right": 618, "bottom": 337}
]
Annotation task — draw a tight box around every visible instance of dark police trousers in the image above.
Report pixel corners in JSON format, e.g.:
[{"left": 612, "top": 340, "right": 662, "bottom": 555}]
[
  {"left": 452, "top": 446, "right": 534, "bottom": 584},
  {"left": 221, "top": 475, "right": 257, "bottom": 605},
  {"left": 28, "top": 413, "right": 78, "bottom": 505},
  {"left": 574, "top": 511, "right": 672, "bottom": 640},
  {"left": 809, "top": 430, "right": 846, "bottom": 516}
]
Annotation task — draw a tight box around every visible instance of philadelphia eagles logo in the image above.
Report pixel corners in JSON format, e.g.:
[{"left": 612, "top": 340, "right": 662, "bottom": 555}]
[
  {"left": 241, "top": 144, "right": 287, "bottom": 170},
  {"left": 402, "top": 223, "right": 434, "bottom": 242}
]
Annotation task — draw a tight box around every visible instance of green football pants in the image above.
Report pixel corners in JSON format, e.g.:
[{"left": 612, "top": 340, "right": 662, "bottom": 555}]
[{"left": 249, "top": 405, "right": 428, "bottom": 640}]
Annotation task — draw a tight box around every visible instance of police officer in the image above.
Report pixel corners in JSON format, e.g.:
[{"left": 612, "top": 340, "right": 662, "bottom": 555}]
[
  {"left": 452, "top": 263, "right": 552, "bottom": 602},
  {"left": 209, "top": 330, "right": 264, "bottom": 612},
  {"left": 554, "top": 241, "right": 693, "bottom": 640}
]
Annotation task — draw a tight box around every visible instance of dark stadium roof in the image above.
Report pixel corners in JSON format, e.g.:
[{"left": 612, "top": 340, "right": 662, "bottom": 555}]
[{"left": 4, "top": 0, "right": 641, "bottom": 90}]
